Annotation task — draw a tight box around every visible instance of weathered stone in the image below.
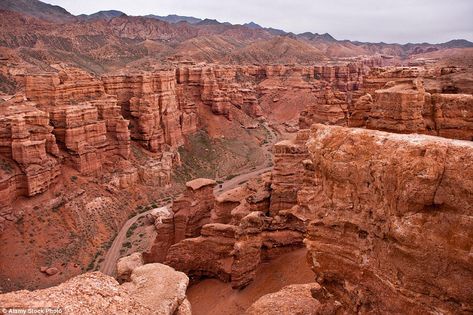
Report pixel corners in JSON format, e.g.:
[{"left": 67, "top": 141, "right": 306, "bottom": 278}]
[
  {"left": 303, "top": 124, "right": 473, "bottom": 314},
  {"left": 0, "top": 263, "right": 190, "bottom": 315}
]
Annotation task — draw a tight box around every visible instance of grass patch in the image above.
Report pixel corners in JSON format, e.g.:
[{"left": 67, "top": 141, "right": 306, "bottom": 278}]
[
  {"left": 126, "top": 223, "right": 138, "bottom": 238},
  {"left": 226, "top": 174, "right": 237, "bottom": 180}
]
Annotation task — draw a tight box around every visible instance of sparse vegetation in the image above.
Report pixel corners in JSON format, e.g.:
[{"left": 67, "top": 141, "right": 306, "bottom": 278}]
[
  {"left": 0, "top": 158, "right": 13, "bottom": 174},
  {"left": 126, "top": 223, "right": 138, "bottom": 238},
  {"left": 226, "top": 174, "right": 237, "bottom": 180}
]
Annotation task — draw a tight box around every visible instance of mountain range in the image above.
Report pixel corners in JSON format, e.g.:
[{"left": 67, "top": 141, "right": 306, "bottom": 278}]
[{"left": 0, "top": 0, "right": 472, "bottom": 74}]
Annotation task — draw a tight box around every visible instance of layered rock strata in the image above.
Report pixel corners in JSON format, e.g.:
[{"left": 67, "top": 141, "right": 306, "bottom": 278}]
[
  {"left": 349, "top": 79, "right": 473, "bottom": 141},
  {"left": 303, "top": 124, "right": 473, "bottom": 314},
  {"left": 102, "top": 70, "right": 193, "bottom": 152},
  {"left": 161, "top": 176, "right": 306, "bottom": 289},
  {"left": 269, "top": 130, "right": 310, "bottom": 215},
  {"left": 24, "top": 67, "right": 131, "bottom": 173},
  {"left": 0, "top": 98, "right": 60, "bottom": 207}
]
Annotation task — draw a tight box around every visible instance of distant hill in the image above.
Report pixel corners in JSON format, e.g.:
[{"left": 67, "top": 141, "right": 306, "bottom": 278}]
[
  {"left": 0, "top": 0, "right": 75, "bottom": 22},
  {"left": 78, "top": 10, "right": 126, "bottom": 21},
  {"left": 0, "top": 0, "right": 472, "bottom": 73},
  {"left": 146, "top": 14, "right": 202, "bottom": 24},
  {"left": 243, "top": 22, "right": 263, "bottom": 29}
]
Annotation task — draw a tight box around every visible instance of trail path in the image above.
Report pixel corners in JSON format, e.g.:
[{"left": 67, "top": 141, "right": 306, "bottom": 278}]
[
  {"left": 214, "top": 122, "right": 278, "bottom": 194},
  {"left": 100, "top": 209, "right": 156, "bottom": 276}
]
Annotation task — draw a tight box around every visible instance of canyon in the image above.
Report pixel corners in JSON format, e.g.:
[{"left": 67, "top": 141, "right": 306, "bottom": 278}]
[{"left": 0, "top": 1, "right": 472, "bottom": 314}]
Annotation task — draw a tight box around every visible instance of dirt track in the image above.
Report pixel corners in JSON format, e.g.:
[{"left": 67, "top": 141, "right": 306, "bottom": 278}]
[{"left": 99, "top": 208, "right": 159, "bottom": 276}]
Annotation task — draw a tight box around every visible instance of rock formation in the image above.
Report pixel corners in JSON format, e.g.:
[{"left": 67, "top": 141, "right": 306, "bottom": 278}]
[
  {"left": 0, "top": 97, "right": 60, "bottom": 208},
  {"left": 0, "top": 263, "right": 190, "bottom": 315},
  {"left": 173, "top": 178, "right": 217, "bottom": 242},
  {"left": 102, "top": 70, "right": 195, "bottom": 152},
  {"left": 350, "top": 78, "right": 473, "bottom": 141},
  {"left": 246, "top": 284, "right": 322, "bottom": 315},
  {"left": 1, "top": 54, "right": 472, "bottom": 314},
  {"left": 160, "top": 175, "right": 306, "bottom": 289},
  {"left": 299, "top": 85, "right": 349, "bottom": 128},
  {"left": 116, "top": 252, "right": 144, "bottom": 283},
  {"left": 365, "top": 78, "right": 427, "bottom": 133},
  {"left": 24, "top": 67, "right": 132, "bottom": 173},
  {"left": 269, "top": 130, "right": 310, "bottom": 215},
  {"left": 302, "top": 124, "right": 473, "bottom": 314}
]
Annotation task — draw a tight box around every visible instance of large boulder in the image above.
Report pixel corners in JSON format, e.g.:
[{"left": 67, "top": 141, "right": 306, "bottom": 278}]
[
  {"left": 0, "top": 263, "right": 190, "bottom": 315},
  {"left": 246, "top": 284, "right": 322, "bottom": 315},
  {"left": 302, "top": 123, "right": 473, "bottom": 314}
]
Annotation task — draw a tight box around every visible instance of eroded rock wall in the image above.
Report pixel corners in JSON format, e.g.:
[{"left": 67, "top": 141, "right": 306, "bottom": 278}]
[
  {"left": 303, "top": 124, "right": 473, "bottom": 314},
  {"left": 350, "top": 79, "right": 473, "bottom": 141},
  {"left": 0, "top": 98, "right": 60, "bottom": 211},
  {"left": 160, "top": 175, "right": 305, "bottom": 289}
]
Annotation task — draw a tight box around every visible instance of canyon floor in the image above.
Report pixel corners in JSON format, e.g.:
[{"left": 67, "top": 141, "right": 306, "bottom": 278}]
[{"left": 187, "top": 248, "right": 313, "bottom": 315}]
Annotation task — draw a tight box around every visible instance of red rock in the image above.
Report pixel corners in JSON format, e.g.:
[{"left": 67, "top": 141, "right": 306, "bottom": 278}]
[
  {"left": 430, "top": 93, "right": 473, "bottom": 140},
  {"left": 269, "top": 130, "right": 310, "bottom": 215},
  {"left": 102, "top": 70, "right": 192, "bottom": 152},
  {"left": 172, "top": 178, "right": 217, "bottom": 243},
  {"left": 165, "top": 223, "right": 237, "bottom": 282},
  {"left": 45, "top": 267, "right": 58, "bottom": 276},
  {"left": 299, "top": 85, "right": 349, "bottom": 128},
  {"left": 142, "top": 207, "right": 175, "bottom": 263},
  {"left": 303, "top": 123, "right": 473, "bottom": 313},
  {"left": 367, "top": 78, "right": 427, "bottom": 133},
  {"left": 246, "top": 284, "right": 322, "bottom": 315},
  {"left": 0, "top": 99, "right": 60, "bottom": 200},
  {"left": 0, "top": 264, "right": 190, "bottom": 315}
]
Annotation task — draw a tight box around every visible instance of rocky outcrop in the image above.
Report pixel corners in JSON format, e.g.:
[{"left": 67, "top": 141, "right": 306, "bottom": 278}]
[
  {"left": 0, "top": 263, "right": 190, "bottom": 315},
  {"left": 314, "top": 62, "right": 365, "bottom": 92},
  {"left": 303, "top": 124, "right": 473, "bottom": 314},
  {"left": 173, "top": 178, "right": 217, "bottom": 242},
  {"left": 165, "top": 223, "right": 237, "bottom": 282},
  {"left": 102, "top": 70, "right": 190, "bottom": 152},
  {"left": 25, "top": 67, "right": 106, "bottom": 107},
  {"left": 429, "top": 93, "right": 473, "bottom": 140},
  {"left": 365, "top": 79, "right": 427, "bottom": 133},
  {"left": 24, "top": 67, "right": 132, "bottom": 173},
  {"left": 142, "top": 206, "right": 175, "bottom": 263},
  {"left": 50, "top": 104, "right": 108, "bottom": 173},
  {"left": 246, "top": 284, "right": 322, "bottom": 315},
  {"left": 0, "top": 98, "right": 60, "bottom": 206},
  {"left": 347, "top": 93, "right": 374, "bottom": 127},
  {"left": 143, "top": 179, "right": 218, "bottom": 265},
  {"left": 350, "top": 79, "right": 473, "bottom": 141},
  {"left": 269, "top": 130, "right": 310, "bottom": 215},
  {"left": 164, "top": 175, "right": 306, "bottom": 289},
  {"left": 362, "top": 66, "right": 423, "bottom": 95},
  {"left": 299, "top": 86, "right": 349, "bottom": 128},
  {"left": 116, "top": 252, "right": 144, "bottom": 283},
  {"left": 122, "top": 263, "right": 190, "bottom": 315}
]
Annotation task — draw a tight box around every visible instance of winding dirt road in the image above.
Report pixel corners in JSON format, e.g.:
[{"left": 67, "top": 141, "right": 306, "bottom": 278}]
[
  {"left": 99, "top": 208, "right": 159, "bottom": 276},
  {"left": 214, "top": 122, "right": 278, "bottom": 194},
  {"left": 214, "top": 167, "right": 273, "bottom": 194}
]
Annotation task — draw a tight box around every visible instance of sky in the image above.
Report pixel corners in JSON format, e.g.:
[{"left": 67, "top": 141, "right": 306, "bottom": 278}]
[{"left": 42, "top": 0, "right": 473, "bottom": 44}]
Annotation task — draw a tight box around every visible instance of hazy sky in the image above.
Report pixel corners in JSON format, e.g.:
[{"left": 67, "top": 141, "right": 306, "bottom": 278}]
[{"left": 43, "top": 0, "right": 473, "bottom": 44}]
